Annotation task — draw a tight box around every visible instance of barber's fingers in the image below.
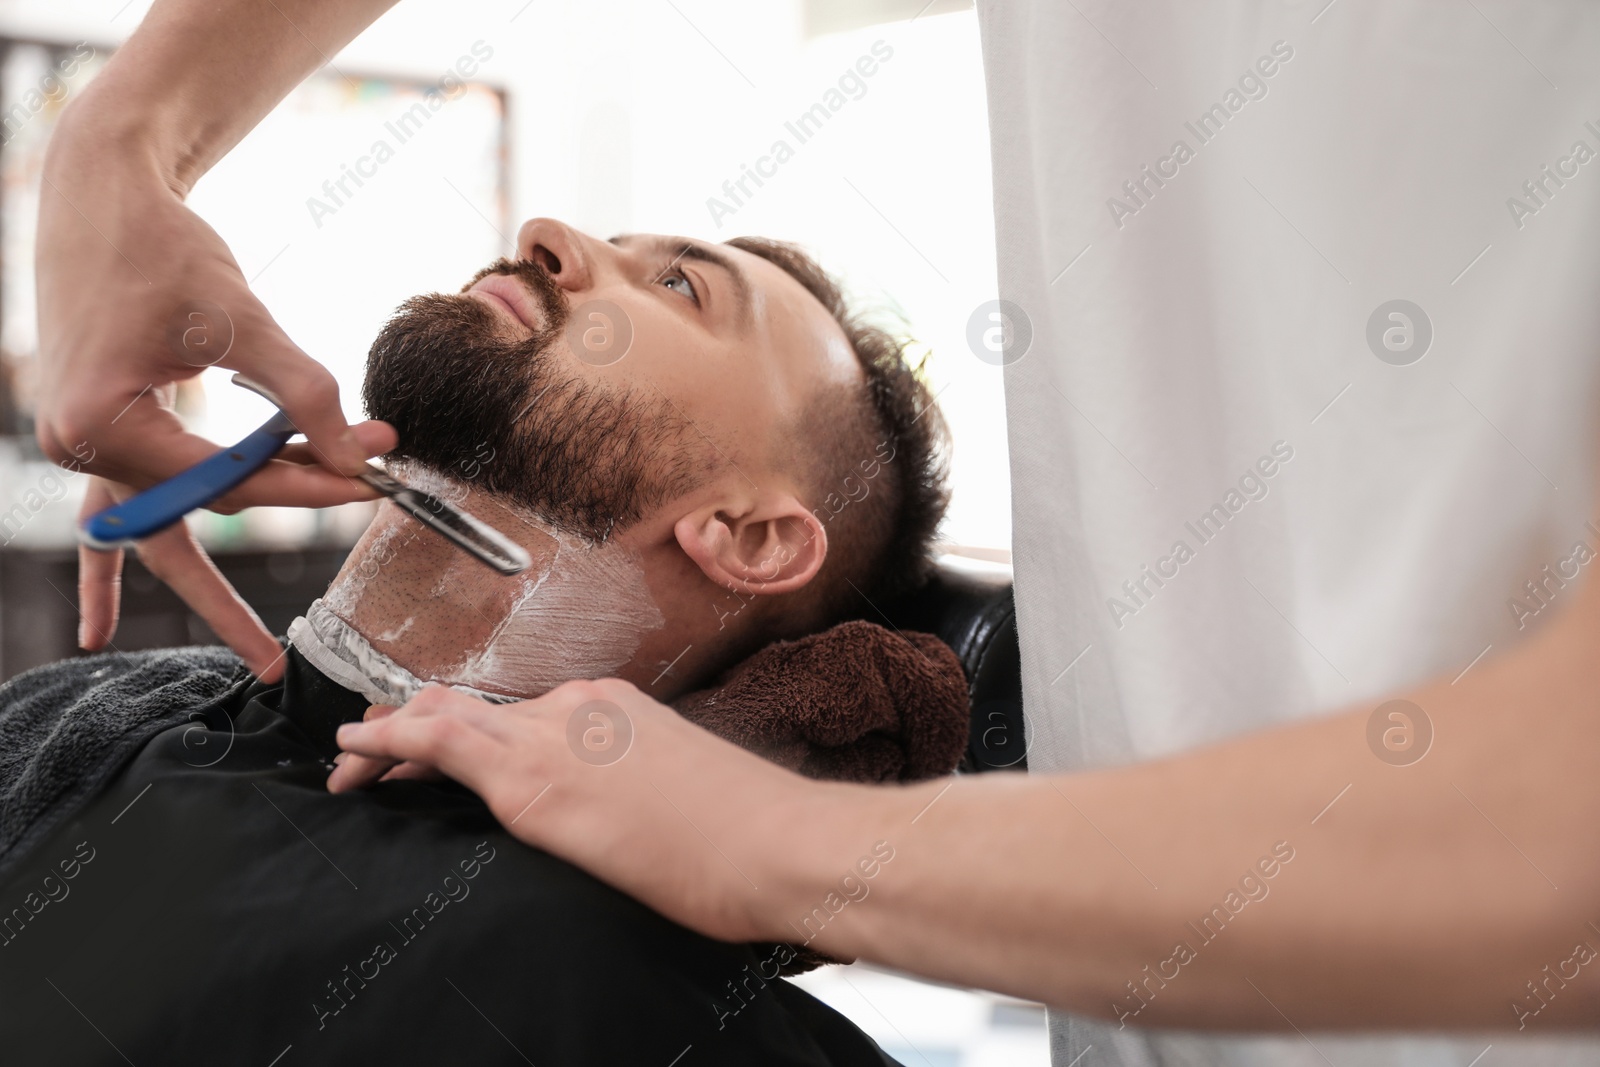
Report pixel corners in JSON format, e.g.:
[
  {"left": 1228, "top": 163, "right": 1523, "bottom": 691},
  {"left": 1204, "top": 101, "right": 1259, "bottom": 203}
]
[
  {"left": 75, "top": 479, "right": 125, "bottom": 651},
  {"left": 207, "top": 418, "right": 398, "bottom": 513},
  {"left": 327, "top": 751, "right": 418, "bottom": 792},
  {"left": 217, "top": 325, "right": 371, "bottom": 476},
  {"left": 206, "top": 417, "right": 398, "bottom": 512},
  {"left": 378, "top": 761, "right": 447, "bottom": 784},
  {"left": 328, "top": 705, "right": 408, "bottom": 792},
  {"left": 327, "top": 695, "right": 521, "bottom": 794},
  {"left": 48, "top": 393, "right": 228, "bottom": 489},
  {"left": 51, "top": 395, "right": 395, "bottom": 511},
  {"left": 271, "top": 420, "right": 397, "bottom": 471},
  {"left": 328, "top": 684, "right": 622, "bottom": 799},
  {"left": 212, "top": 416, "right": 396, "bottom": 511},
  {"left": 131, "top": 514, "right": 287, "bottom": 683},
  {"left": 331, "top": 690, "right": 515, "bottom": 798},
  {"left": 77, "top": 477, "right": 284, "bottom": 680},
  {"left": 34, "top": 162, "right": 370, "bottom": 500}
]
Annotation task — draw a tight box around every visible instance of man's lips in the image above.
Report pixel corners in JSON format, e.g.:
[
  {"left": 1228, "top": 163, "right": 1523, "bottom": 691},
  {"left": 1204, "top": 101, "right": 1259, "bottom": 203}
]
[{"left": 467, "top": 273, "right": 541, "bottom": 331}]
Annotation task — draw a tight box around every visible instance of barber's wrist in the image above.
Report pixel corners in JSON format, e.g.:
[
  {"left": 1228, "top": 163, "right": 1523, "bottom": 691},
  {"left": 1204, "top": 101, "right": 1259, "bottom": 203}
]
[
  {"left": 47, "top": 80, "right": 203, "bottom": 198},
  {"left": 742, "top": 778, "right": 923, "bottom": 953}
]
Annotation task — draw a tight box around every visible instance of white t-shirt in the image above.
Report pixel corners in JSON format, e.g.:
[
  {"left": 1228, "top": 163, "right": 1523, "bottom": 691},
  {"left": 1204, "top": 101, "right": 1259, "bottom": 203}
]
[{"left": 976, "top": 1, "right": 1600, "bottom": 1063}]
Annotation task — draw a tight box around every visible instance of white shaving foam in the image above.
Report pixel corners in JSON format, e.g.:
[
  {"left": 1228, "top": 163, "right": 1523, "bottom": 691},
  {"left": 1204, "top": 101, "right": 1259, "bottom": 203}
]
[
  {"left": 446, "top": 528, "right": 666, "bottom": 696},
  {"left": 287, "top": 599, "right": 516, "bottom": 706},
  {"left": 299, "top": 462, "right": 665, "bottom": 702}
]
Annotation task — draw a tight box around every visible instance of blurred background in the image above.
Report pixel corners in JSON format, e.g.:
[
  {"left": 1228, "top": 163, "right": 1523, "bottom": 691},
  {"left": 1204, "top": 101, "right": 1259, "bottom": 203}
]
[{"left": 0, "top": 0, "right": 1030, "bottom": 1061}]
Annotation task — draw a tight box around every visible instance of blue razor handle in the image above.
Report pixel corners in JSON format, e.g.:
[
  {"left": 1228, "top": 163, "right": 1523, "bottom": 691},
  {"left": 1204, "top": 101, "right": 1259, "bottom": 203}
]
[{"left": 79, "top": 411, "right": 297, "bottom": 549}]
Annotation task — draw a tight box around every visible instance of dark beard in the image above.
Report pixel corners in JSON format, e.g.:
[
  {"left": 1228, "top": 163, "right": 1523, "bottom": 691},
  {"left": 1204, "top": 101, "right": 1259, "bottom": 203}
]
[{"left": 362, "top": 258, "right": 710, "bottom": 543}]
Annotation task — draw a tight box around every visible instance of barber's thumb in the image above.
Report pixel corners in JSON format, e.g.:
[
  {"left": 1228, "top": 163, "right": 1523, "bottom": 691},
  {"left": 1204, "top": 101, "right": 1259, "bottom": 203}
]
[{"left": 245, "top": 357, "right": 369, "bottom": 475}]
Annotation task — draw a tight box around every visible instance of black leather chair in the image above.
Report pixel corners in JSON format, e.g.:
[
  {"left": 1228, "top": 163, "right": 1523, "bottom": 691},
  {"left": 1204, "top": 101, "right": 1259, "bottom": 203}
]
[{"left": 884, "top": 555, "right": 1025, "bottom": 774}]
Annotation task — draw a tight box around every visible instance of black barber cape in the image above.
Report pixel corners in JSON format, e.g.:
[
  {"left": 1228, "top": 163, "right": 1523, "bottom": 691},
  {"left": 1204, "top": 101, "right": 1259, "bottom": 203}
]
[{"left": 0, "top": 647, "right": 901, "bottom": 1066}]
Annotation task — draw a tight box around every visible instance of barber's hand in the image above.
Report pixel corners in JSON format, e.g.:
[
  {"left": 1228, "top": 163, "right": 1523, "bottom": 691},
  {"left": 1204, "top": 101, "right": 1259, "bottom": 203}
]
[
  {"left": 73, "top": 409, "right": 395, "bottom": 683},
  {"left": 39, "top": 117, "right": 397, "bottom": 675},
  {"left": 328, "top": 703, "right": 445, "bottom": 784},
  {"left": 328, "top": 680, "right": 849, "bottom": 943},
  {"left": 35, "top": 133, "right": 387, "bottom": 497}
]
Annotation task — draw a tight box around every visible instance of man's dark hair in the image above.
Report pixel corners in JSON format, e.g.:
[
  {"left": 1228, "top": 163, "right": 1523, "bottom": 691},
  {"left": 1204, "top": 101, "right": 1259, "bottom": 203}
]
[{"left": 727, "top": 237, "right": 950, "bottom": 634}]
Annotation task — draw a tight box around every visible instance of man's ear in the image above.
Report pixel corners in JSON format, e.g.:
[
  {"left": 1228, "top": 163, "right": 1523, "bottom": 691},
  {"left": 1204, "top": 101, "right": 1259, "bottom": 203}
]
[{"left": 674, "top": 494, "right": 826, "bottom": 596}]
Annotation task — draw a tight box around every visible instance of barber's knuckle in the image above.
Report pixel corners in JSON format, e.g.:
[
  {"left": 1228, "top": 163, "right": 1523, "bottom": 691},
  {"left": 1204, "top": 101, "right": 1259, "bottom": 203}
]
[
  {"left": 598, "top": 678, "right": 640, "bottom": 700},
  {"left": 50, "top": 410, "right": 92, "bottom": 446},
  {"left": 553, "top": 678, "right": 605, "bottom": 704},
  {"left": 409, "top": 686, "right": 452, "bottom": 713},
  {"left": 420, "top": 715, "right": 459, "bottom": 745},
  {"left": 289, "top": 370, "right": 341, "bottom": 411},
  {"left": 36, "top": 428, "right": 75, "bottom": 466}
]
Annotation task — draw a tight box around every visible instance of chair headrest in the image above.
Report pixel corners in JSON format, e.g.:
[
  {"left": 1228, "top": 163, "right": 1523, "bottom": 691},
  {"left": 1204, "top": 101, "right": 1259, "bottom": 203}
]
[{"left": 882, "top": 554, "right": 1024, "bottom": 773}]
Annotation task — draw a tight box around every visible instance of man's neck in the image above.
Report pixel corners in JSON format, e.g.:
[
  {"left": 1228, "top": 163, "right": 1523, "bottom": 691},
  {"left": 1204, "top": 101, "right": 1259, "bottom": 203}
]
[{"left": 313, "top": 470, "right": 671, "bottom": 702}]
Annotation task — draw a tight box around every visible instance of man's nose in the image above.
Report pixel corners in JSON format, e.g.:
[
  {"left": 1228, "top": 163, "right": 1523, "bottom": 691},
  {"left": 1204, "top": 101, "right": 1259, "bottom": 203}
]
[{"left": 516, "top": 218, "right": 594, "bottom": 293}]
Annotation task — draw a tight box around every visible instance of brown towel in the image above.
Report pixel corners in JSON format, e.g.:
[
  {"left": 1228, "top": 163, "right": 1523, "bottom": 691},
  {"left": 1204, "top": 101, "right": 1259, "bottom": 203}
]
[
  {"left": 670, "top": 619, "right": 970, "bottom": 976},
  {"left": 671, "top": 619, "right": 969, "bottom": 785}
]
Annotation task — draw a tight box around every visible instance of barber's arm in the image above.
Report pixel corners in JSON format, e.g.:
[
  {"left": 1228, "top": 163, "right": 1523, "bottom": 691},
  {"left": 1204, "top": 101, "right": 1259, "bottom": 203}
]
[
  {"left": 38, "top": 0, "right": 399, "bottom": 676},
  {"left": 331, "top": 564, "right": 1600, "bottom": 1031}
]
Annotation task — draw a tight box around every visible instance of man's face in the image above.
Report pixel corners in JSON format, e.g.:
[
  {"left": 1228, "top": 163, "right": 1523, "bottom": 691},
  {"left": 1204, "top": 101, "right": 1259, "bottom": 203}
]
[{"left": 363, "top": 218, "right": 862, "bottom": 540}]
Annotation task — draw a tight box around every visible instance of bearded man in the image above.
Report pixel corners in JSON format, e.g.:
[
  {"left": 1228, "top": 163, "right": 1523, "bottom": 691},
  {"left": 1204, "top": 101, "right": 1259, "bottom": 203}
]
[{"left": 0, "top": 218, "right": 951, "bottom": 1066}]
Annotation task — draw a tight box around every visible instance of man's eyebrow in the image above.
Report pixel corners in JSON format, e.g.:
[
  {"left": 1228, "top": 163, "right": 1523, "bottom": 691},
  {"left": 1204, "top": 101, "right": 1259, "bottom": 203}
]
[{"left": 609, "top": 234, "right": 753, "bottom": 330}]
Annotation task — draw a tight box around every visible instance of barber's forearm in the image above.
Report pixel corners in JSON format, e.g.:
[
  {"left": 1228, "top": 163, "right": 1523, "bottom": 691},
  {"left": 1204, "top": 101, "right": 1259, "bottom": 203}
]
[
  {"left": 769, "top": 606, "right": 1600, "bottom": 1031},
  {"left": 52, "top": 0, "right": 398, "bottom": 192}
]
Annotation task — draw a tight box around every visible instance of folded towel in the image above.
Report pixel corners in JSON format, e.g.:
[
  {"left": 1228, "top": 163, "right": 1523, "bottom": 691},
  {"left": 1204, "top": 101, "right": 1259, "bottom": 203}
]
[
  {"left": 673, "top": 619, "right": 969, "bottom": 785},
  {"left": 0, "top": 647, "right": 246, "bottom": 882}
]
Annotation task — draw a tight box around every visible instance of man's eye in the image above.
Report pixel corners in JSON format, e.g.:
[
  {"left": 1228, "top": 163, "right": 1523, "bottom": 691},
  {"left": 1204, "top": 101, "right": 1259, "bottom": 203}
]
[{"left": 660, "top": 268, "right": 699, "bottom": 305}]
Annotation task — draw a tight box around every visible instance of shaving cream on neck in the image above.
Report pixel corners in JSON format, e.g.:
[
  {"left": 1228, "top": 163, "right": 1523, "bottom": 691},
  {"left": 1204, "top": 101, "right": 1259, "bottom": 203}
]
[
  {"left": 287, "top": 599, "right": 516, "bottom": 706},
  {"left": 296, "top": 464, "right": 666, "bottom": 702}
]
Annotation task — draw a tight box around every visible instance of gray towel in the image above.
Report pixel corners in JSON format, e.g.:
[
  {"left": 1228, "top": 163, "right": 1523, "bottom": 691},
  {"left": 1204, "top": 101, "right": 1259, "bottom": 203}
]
[{"left": 0, "top": 647, "right": 246, "bottom": 882}]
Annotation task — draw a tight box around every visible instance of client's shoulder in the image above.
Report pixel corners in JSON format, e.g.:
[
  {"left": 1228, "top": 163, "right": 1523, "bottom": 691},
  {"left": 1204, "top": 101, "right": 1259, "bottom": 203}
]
[
  {"left": 0, "top": 645, "right": 247, "bottom": 716},
  {"left": 0, "top": 646, "right": 250, "bottom": 768},
  {"left": 0, "top": 646, "right": 251, "bottom": 878}
]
